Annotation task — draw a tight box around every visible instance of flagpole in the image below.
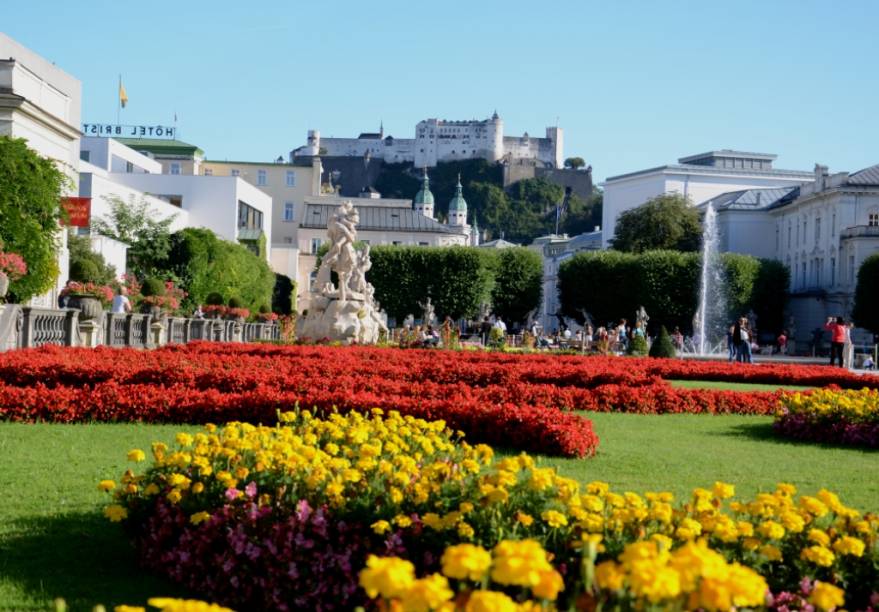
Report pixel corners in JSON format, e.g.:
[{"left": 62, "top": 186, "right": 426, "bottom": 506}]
[{"left": 117, "top": 74, "right": 121, "bottom": 124}]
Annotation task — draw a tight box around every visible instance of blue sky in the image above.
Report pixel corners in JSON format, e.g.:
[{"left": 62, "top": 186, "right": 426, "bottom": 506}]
[{"left": 6, "top": 0, "right": 878, "bottom": 181}]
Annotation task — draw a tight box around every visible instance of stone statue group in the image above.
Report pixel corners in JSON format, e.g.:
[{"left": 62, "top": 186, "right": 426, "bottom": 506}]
[{"left": 298, "top": 201, "right": 388, "bottom": 343}]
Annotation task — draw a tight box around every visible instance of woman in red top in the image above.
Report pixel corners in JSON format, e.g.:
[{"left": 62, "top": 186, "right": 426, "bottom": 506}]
[{"left": 824, "top": 316, "right": 847, "bottom": 367}]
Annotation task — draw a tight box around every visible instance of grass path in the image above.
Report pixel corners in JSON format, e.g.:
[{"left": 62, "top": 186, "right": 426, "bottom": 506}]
[
  {"left": 666, "top": 379, "right": 812, "bottom": 392},
  {"left": 0, "top": 415, "right": 876, "bottom": 609}
]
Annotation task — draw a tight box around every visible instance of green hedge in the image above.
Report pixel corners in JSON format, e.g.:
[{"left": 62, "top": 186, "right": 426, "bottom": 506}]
[
  {"left": 162, "top": 228, "right": 274, "bottom": 312},
  {"left": 367, "top": 245, "right": 542, "bottom": 324},
  {"left": 853, "top": 253, "right": 879, "bottom": 335},
  {"left": 558, "top": 250, "right": 789, "bottom": 335}
]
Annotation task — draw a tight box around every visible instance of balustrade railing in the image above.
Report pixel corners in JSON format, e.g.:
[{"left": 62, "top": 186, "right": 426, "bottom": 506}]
[{"left": 0, "top": 307, "right": 281, "bottom": 351}]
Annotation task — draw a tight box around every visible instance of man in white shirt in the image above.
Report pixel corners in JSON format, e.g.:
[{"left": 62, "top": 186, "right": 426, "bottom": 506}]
[{"left": 111, "top": 287, "right": 132, "bottom": 314}]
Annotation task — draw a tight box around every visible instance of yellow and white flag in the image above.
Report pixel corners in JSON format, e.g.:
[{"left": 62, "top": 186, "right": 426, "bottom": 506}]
[{"left": 119, "top": 78, "right": 128, "bottom": 108}]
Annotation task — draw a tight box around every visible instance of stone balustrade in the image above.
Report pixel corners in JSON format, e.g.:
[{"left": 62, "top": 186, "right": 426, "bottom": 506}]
[{"left": 0, "top": 305, "right": 281, "bottom": 351}]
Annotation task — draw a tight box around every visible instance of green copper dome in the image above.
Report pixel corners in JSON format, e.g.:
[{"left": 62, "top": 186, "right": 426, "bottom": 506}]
[
  {"left": 448, "top": 174, "right": 468, "bottom": 212},
  {"left": 414, "top": 168, "right": 434, "bottom": 206}
]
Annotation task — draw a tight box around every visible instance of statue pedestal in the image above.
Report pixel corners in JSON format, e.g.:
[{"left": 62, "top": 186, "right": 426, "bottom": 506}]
[
  {"left": 299, "top": 297, "right": 384, "bottom": 344},
  {"left": 79, "top": 320, "right": 101, "bottom": 347}
]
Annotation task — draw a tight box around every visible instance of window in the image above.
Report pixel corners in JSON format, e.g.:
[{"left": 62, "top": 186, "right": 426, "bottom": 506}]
[
  {"left": 419, "top": 241, "right": 429, "bottom": 246},
  {"left": 869, "top": 212, "right": 879, "bottom": 227},
  {"left": 257, "top": 170, "right": 267, "bottom": 186},
  {"left": 126, "top": 161, "right": 134, "bottom": 173},
  {"left": 286, "top": 171, "right": 295, "bottom": 187},
  {"left": 80, "top": 150, "right": 90, "bottom": 162},
  {"left": 203, "top": 168, "right": 213, "bottom": 176},
  {"left": 283, "top": 202, "right": 295, "bottom": 222},
  {"left": 238, "top": 201, "right": 263, "bottom": 230},
  {"left": 231, "top": 169, "right": 240, "bottom": 177},
  {"left": 170, "top": 162, "right": 181, "bottom": 175},
  {"left": 832, "top": 212, "right": 836, "bottom": 235},
  {"left": 815, "top": 216, "right": 821, "bottom": 244},
  {"left": 310, "top": 238, "right": 322, "bottom": 254},
  {"left": 787, "top": 222, "right": 791, "bottom": 249},
  {"left": 801, "top": 262, "right": 806, "bottom": 288}
]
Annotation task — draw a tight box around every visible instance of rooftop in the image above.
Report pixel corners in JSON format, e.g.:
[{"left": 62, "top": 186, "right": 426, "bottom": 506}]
[
  {"left": 678, "top": 150, "right": 777, "bottom": 164},
  {"left": 300, "top": 203, "right": 462, "bottom": 234},
  {"left": 115, "top": 138, "right": 204, "bottom": 158},
  {"left": 604, "top": 162, "right": 814, "bottom": 183},
  {"left": 847, "top": 163, "right": 879, "bottom": 186},
  {"left": 699, "top": 186, "right": 799, "bottom": 211}
]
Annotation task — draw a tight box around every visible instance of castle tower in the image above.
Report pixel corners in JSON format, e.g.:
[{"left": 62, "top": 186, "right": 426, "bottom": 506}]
[
  {"left": 413, "top": 167, "right": 435, "bottom": 219},
  {"left": 488, "top": 110, "right": 504, "bottom": 163},
  {"left": 448, "top": 174, "right": 468, "bottom": 227}
]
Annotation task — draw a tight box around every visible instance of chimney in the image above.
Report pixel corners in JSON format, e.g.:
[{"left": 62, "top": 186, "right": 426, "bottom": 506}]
[{"left": 814, "top": 163, "right": 829, "bottom": 190}]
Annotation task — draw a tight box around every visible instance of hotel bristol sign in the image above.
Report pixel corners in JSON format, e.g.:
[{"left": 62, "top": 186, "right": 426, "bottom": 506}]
[{"left": 82, "top": 123, "right": 176, "bottom": 139}]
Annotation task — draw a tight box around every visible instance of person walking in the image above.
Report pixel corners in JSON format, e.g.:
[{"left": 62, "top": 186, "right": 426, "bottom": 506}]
[
  {"left": 824, "top": 316, "right": 847, "bottom": 367},
  {"left": 480, "top": 316, "right": 492, "bottom": 347},
  {"left": 777, "top": 330, "right": 788, "bottom": 356}
]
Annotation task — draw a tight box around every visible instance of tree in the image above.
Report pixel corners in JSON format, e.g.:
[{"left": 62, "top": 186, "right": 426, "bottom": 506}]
[
  {"left": 610, "top": 194, "right": 702, "bottom": 253},
  {"left": 488, "top": 248, "right": 543, "bottom": 325},
  {"left": 162, "top": 227, "right": 274, "bottom": 312},
  {"left": 0, "top": 136, "right": 67, "bottom": 302},
  {"left": 852, "top": 253, "right": 879, "bottom": 335},
  {"left": 67, "top": 232, "right": 117, "bottom": 285},
  {"left": 91, "top": 195, "right": 176, "bottom": 278},
  {"left": 562, "top": 187, "right": 603, "bottom": 236},
  {"left": 564, "top": 157, "right": 586, "bottom": 170}
]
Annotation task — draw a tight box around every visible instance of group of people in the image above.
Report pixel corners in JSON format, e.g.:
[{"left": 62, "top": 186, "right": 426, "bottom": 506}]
[
  {"left": 728, "top": 317, "right": 756, "bottom": 363},
  {"left": 824, "top": 316, "right": 859, "bottom": 368}
]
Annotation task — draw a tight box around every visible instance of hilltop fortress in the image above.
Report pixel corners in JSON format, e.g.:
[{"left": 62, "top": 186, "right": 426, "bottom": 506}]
[{"left": 292, "top": 112, "right": 563, "bottom": 169}]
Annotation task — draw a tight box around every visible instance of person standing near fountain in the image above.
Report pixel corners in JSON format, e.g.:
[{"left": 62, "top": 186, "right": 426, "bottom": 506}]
[{"left": 733, "top": 317, "right": 753, "bottom": 363}]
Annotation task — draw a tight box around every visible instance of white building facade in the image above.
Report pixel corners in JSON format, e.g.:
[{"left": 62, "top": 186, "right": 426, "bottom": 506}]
[
  {"left": 602, "top": 150, "right": 814, "bottom": 248},
  {"left": 0, "top": 33, "right": 82, "bottom": 306},
  {"left": 294, "top": 112, "right": 563, "bottom": 169}
]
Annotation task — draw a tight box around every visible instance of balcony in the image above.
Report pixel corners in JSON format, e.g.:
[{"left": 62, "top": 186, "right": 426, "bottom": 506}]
[{"left": 840, "top": 225, "right": 879, "bottom": 240}]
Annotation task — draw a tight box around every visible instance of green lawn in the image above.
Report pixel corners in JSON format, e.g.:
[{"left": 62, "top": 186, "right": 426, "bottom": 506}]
[
  {"left": 667, "top": 379, "right": 812, "bottom": 392},
  {"left": 0, "top": 415, "right": 876, "bottom": 609},
  {"left": 512, "top": 413, "right": 878, "bottom": 509}
]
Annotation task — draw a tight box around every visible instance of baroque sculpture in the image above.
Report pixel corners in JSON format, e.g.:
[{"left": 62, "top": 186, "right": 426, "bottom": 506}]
[{"left": 298, "top": 201, "right": 388, "bottom": 344}]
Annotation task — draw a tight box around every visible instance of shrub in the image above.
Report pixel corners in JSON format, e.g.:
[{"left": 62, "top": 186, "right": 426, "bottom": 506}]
[
  {"left": 258, "top": 303, "right": 271, "bottom": 314},
  {"left": 205, "top": 292, "right": 224, "bottom": 306},
  {"left": 140, "top": 277, "right": 166, "bottom": 297},
  {"left": 67, "top": 232, "right": 117, "bottom": 285},
  {"left": 649, "top": 326, "right": 676, "bottom": 358},
  {"left": 227, "top": 296, "right": 244, "bottom": 309},
  {"left": 628, "top": 334, "right": 649, "bottom": 356},
  {"left": 488, "top": 247, "right": 543, "bottom": 326}
]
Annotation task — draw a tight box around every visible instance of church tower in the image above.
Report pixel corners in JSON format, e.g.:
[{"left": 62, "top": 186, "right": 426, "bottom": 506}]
[
  {"left": 470, "top": 216, "right": 480, "bottom": 246},
  {"left": 447, "top": 174, "right": 468, "bottom": 227},
  {"left": 413, "top": 167, "right": 435, "bottom": 219}
]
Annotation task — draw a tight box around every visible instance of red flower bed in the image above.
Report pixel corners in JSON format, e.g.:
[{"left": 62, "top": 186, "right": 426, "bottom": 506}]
[{"left": 3, "top": 343, "right": 873, "bottom": 454}]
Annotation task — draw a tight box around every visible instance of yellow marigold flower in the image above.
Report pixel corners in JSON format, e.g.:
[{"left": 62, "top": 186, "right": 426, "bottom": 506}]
[
  {"left": 400, "top": 573, "right": 453, "bottom": 612},
  {"left": 166, "top": 490, "right": 182, "bottom": 504},
  {"left": 491, "top": 539, "right": 553, "bottom": 587},
  {"left": 371, "top": 520, "right": 391, "bottom": 535},
  {"left": 808, "top": 528, "right": 831, "bottom": 547},
  {"left": 126, "top": 449, "right": 146, "bottom": 462},
  {"left": 800, "top": 495, "right": 830, "bottom": 517},
  {"left": 532, "top": 568, "right": 564, "bottom": 600},
  {"left": 801, "top": 545, "right": 835, "bottom": 567},
  {"left": 759, "top": 544, "right": 782, "bottom": 561},
  {"left": 456, "top": 521, "right": 475, "bottom": 539},
  {"left": 463, "top": 591, "right": 518, "bottom": 612},
  {"left": 393, "top": 514, "right": 413, "bottom": 528},
  {"left": 541, "top": 510, "right": 568, "bottom": 529},
  {"left": 144, "top": 483, "right": 160, "bottom": 496},
  {"left": 809, "top": 581, "right": 845, "bottom": 611},
  {"left": 167, "top": 473, "right": 190, "bottom": 488},
  {"left": 174, "top": 432, "right": 194, "bottom": 448},
  {"left": 486, "top": 486, "right": 509, "bottom": 505},
  {"left": 742, "top": 537, "right": 760, "bottom": 551},
  {"left": 780, "top": 511, "right": 805, "bottom": 533},
  {"left": 441, "top": 543, "right": 492, "bottom": 581},
  {"left": 515, "top": 511, "right": 534, "bottom": 527},
  {"left": 459, "top": 502, "right": 474, "bottom": 514},
  {"left": 190, "top": 511, "right": 211, "bottom": 525},
  {"left": 103, "top": 504, "right": 127, "bottom": 522},
  {"left": 776, "top": 482, "right": 797, "bottom": 496},
  {"left": 191, "top": 482, "right": 205, "bottom": 494},
  {"left": 146, "top": 598, "right": 233, "bottom": 612},
  {"left": 758, "top": 520, "right": 785, "bottom": 540},
  {"left": 586, "top": 481, "right": 609, "bottom": 496},
  {"left": 675, "top": 518, "right": 702, "bottom": 540},
  {"left": 389, "top": 487, "right": 404, "bottom": 504},
  {"left": 529, "top": 467, "right": 555, "bottom": 492},
  {"left": 359, "top": 554, "right": 415, "bottom": 599},
  {"left": 98, "top": 480, "right": 116, "bottom": 492},
  {"left": 832, "top": 535, "right": 865, "bottom": 557},
  {"left": 422, "top": 513, "right": 443, "bottom": 530},
  {"left": 629, "top": 564, "right": 681, "bottom": 603},
  {"left": 595, "top": 560, "right": 625, "bottom": 591}
]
